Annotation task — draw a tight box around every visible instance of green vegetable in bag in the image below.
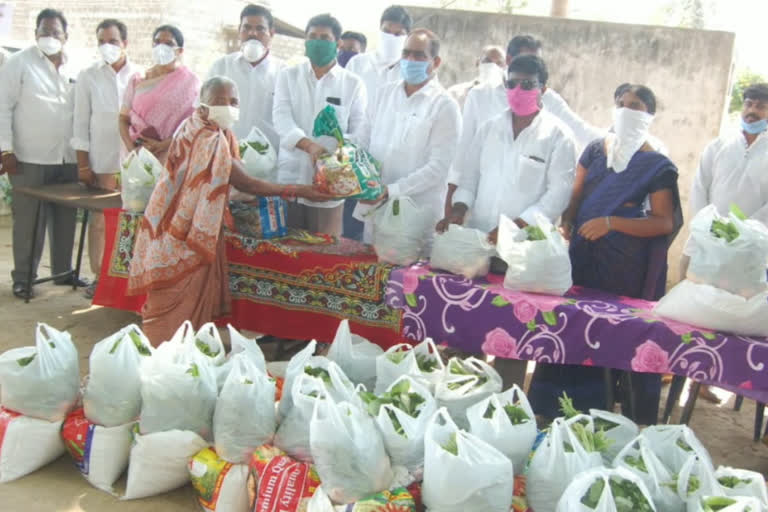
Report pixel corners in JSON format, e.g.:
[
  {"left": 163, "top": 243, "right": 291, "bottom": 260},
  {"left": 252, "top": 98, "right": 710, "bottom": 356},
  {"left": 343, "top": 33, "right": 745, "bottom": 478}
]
[
  {"left": 441, "top": 432, "right": 459, "bottom": 455},
  {"left": 700, "top": 496, "right": 739, "bottom": 512},
  {"left": 359, "top": 379, "right": 426, "bottom": 438},
  {"left": 483, "top": 401, "right": 531, "bottom": 425},
  {"left": 717, "top": 476, "right": 752, "bottom": 489},
  {"left": 580, "top": 477, "right": 654, "bottom": 512},
  {"left": 524, "top": 225, "right": 547, "bottom": 241}
]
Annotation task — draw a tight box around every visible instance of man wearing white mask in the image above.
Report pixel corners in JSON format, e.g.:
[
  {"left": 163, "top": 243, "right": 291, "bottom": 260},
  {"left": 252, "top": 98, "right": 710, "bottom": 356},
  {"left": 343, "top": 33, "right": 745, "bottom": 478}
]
[
  {"left": 439, "top": 55, "right": 576, "bottom": 241},
  {"left": 0, "top": 8, "right": 81, "bottom": 298},
  {"left": 273, "top": 14, "right": 366, "bottom": 237},
  {"left": 447, "top": 45, "right": 506, "bottom": 109},
  {"left": 359, "top": 29, "right": 461, "bottom": 243},
  {"left": 208, "top": 4, "right": 284, "bottom": 146},
  {"left": 72, "top": 18, "right": 140, "bottom": 298},
  {"left": 346, "top": 5, "right": 411, "bottom": 101}
]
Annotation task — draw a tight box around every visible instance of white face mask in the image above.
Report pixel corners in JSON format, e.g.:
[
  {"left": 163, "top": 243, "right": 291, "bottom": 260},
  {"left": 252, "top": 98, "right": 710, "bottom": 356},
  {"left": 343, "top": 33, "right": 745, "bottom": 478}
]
[
  {"left": 37, "top": 36, "right": 63, "bottom": 56},
  {"left": 152, "top": 44, "right": 177, "bottom": 66},
  {"left": 477, "top": 62, "right": 504, "bottom": 85},
  {"left": 98, "top": 43, "right": 123, "bottom": 65},
  {"left": 203, "top": 104, "right": 240, "bottom": 129},
  {"left": 241, "top": 39, "right": 266, "bottom": 63},
  {"left": 607, "top": 107, "right": 655, "bottom": 173},
  {"left": 378, "top": 31, "right": 405, "bottom": 64}
]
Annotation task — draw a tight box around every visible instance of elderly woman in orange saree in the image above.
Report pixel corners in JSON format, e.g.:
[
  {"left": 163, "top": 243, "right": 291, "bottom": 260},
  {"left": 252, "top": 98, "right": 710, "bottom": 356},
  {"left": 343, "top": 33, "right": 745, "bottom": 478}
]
[{"left": 126, "top": 76, "right": 332, "bottom": 345}]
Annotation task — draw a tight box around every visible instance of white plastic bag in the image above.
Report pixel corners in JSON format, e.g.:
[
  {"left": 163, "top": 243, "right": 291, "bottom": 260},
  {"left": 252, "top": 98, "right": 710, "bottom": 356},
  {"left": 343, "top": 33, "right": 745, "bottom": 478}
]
[
  {"left": 672, "top": 454, "right": 721, "bottom": 508},
  {"left": 496, "top": 214, "right": 573, "bottom": 296},
  {"left": 431, "top": 224, "right": 495, "bottom": 279},
  {"left": 327, "top": 319, "right": 383, "bottom": 391},
  {"left": 138, "top": 350, "right": 218, "bottom": 439},
  {"left": 83, "top": 325, "right": 153, "bottom": 427},
  {"left": 655, "top": 280, "right": 768, "bottom": 337},
  {"left": 467, "top": 385, "right": 537, "bottom": 474},
  {"left": 375, "top": 339, "right": 445, "bottom": 395},
  {"left": 641, "top": 425, "right": 712, "bottom": 474},
  {"left": 194, "top": 322, "right": 227, "bottom": 366},
  {"left": 590, "top": 408, "right": 639, "bottom": 463},
  {"left": 527, "top": 416, "right": 605, "bottom": 512},
  {"left": 714, "top": 466, "right": 768, "bottom": 507},
  {"left": 214, "top": 354, "right": 277, "bottom": 464},
  {"left": 189, "top": 447, "right": 249, "bottom": 512},
  {"left": 555, "top": 466, "right": 657, "bottom": 512},
  {"left": 691, "top": 495, "right": 763, "bottom": 512},
  {"left": 0, "top": 408, "right": 64, "bottom": 483},
  {"left": 0, "top": 323, "right": 79, "bottom": 421},
  {"left": 310, "top": 398, "right": 394, "bottom": 504},
  {"left": 422, "top": 408, "right": 514, "bottom": 512},
  {"left": 227, "top": 324, "right": 267, "bottom": 372},
  {"left": 435, "top": 357, "right": 502, "bottom": 430},
  {"left": 368, "top": 376, "right": 437, "bottom": 472},
  {"left": 373, "top": 197, "right": 432, "bottom": 265},
  {"left": 239, "top": 126, "right": 277, "bottom": 181},
  {"left": 120, "top": 147, "right": 164, "bottom": 212},
  {"left": 122, "top": 429, "right": 208, "bottom": 500},
  {"left": 687, "top": 204, "right": 768, "bottom": 298},
  {"left": 274, "top": 373, "right": 328, "bottom": 462},
  {"left": 61, "top": 408, "right": 133, "bottom": 494},
  {"left": 614, "top": 435, "right": 683, "bottom": 512},
  {"left": 278, "top": 340, "right": 318, "bottom": 420}
]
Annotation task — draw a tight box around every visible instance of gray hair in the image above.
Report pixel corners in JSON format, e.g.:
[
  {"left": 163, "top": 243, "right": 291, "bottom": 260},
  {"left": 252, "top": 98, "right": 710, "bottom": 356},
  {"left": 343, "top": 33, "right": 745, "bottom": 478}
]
[{"left": 199, "top": 76, "right": 239, "bottom": 105}]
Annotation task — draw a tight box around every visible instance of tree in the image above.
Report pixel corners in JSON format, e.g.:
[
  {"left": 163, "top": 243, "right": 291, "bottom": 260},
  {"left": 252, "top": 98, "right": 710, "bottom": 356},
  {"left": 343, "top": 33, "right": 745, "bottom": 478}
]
[{"left": 730, "top": 68, "right": 768, "bottom": 113}]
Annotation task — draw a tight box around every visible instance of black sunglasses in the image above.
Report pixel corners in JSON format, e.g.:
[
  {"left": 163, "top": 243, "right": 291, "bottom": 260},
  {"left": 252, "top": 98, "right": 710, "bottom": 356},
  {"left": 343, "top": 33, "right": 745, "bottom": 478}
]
[{"left": 506, "top": 78, "right": 540, "bottom": 91}]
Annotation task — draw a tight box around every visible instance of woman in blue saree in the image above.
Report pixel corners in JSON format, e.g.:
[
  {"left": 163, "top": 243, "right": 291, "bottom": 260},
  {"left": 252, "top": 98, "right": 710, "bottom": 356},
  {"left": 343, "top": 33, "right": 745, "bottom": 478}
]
[{"left": 528, "top": 85, "right": 683, "bottom": 424}]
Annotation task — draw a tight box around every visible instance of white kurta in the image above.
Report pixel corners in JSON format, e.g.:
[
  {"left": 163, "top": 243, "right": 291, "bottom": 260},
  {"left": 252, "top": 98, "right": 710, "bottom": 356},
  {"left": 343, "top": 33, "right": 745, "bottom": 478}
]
[
  {"left": 346, "top": 51, "right": 401, "bottom": 107},
  {"left": 454, "top": 109, "right": 577, "bottom": 233},
  {"left": 208, "top": 52, "right": 284, "bottom": 145},
  {"left": 272, "top": 60, "right": 367, "bottom": 208},
  {"left": 360, "top": 79, "right": 462, "bottom": 239},
  {"left": 71, "top": 59, "right": 140, "bottom": 174},
  {"left": 690, "top": 130, "right": 768, "bottom": 226}
]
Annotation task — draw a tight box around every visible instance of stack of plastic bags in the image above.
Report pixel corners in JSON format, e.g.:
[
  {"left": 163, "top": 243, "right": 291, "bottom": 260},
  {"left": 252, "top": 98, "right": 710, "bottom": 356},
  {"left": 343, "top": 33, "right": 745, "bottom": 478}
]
[
  {"left": 0, "top": 323, "right": 78, "bottom": 483},
  {"left": 656, "top": 204, "right": 768, "bottom": 336},
  {"left": 120, "top": 147, "right": 164, "bottom": 212}
]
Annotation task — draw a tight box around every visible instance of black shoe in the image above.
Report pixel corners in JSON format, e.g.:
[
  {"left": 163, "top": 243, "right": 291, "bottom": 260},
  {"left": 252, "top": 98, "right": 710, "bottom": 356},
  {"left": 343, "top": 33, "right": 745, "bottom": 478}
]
[
  {"left": 12, "top": 282, "right": 32, "bottom": 299},
  {"left": 54, "top": 275, "right": 90, "bottom": 287}
]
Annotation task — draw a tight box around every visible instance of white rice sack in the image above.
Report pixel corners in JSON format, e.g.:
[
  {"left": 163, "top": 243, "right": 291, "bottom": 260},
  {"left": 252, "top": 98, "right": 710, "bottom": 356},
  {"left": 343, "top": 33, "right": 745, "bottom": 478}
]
[
  {"left": 189, "top": 447, "right": 249, "bottom": 512},
  {"left": 0, "top": 407, "right": 64, "bottom": 483}
]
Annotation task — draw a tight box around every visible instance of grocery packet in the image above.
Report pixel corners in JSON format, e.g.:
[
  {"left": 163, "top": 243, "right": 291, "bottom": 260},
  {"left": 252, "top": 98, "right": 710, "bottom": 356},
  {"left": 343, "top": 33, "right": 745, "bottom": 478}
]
[{"left": 312, "top": 106, "right": 383, "bottom": 200}]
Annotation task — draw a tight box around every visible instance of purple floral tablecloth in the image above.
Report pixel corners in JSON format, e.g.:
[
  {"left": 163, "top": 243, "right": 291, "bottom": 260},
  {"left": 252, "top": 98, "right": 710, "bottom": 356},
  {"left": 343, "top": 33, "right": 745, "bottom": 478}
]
[{"left": 386, "top": 265, "right": 768, "bottom": 403}]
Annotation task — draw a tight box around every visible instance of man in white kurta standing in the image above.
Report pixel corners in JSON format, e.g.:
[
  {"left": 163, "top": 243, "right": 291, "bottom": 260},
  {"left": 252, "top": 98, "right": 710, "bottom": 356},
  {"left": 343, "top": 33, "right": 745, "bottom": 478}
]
[
  {"left": 208, "top": 4, "right": 284, "bottom": 147},
  {"left": 447, "top": 45, "right": 506, "bottom": 109},
  {"left": 0, "top": 9, "right": 81, "bottom": 298},
  {"left": 72, "top": 19, "right": 140, "bottom": 299},
  {"left": 359, "top": 29, "right": 462, "bottom": 242},
  {"left": 273, "top": 13, "right": 367, "bottom": 237}
]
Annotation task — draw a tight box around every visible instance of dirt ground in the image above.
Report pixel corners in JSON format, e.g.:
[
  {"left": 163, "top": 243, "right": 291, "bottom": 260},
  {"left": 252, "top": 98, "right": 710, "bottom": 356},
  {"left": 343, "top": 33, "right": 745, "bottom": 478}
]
[{"left": 0, "top": 215, "right": 764, "bottom": 511}]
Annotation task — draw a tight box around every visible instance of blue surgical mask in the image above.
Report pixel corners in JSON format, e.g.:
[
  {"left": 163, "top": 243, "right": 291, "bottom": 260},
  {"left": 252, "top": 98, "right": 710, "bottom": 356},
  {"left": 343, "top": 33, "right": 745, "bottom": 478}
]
[
  {"left": 400, "top": 59, "right": 431, "bottom": 85},
  {"left": 741, "top": 117, "right": 768, "bottom": 135}
]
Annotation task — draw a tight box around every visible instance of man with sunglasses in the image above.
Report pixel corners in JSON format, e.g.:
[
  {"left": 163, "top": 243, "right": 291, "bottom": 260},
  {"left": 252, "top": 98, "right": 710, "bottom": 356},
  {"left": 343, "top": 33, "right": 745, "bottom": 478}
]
[
  {"left": 438, "top": 54, "right": 576, "bottom": 243},
  {"left": 0, "top": 8, "right": 82, "bottom": 298}
]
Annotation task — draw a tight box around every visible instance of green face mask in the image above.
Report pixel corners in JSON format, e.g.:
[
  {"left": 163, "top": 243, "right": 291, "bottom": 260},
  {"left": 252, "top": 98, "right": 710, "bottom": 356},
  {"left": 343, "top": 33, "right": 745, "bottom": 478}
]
[{"left": 305, "top": 39, "right": 338, "bottom": 67}]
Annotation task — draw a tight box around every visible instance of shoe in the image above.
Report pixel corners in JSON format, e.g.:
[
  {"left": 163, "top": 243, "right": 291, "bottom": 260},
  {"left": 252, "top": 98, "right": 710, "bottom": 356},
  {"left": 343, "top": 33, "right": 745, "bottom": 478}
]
[
  {"left": 84, "top": 280, "right": 98, "bottom": 300},
  {"left": 54, "top": 275, "right": 90, "bottom": 287},
  {"left": 12, "top": 282, "right": 32, "bottom": 299}
]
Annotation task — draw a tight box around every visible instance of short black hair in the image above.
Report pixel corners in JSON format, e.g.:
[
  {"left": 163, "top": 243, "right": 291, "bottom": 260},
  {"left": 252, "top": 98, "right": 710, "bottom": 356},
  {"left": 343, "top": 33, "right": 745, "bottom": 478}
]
[
  {"left": 153, "top": 24, "right": 184, "bottom": 48},
  {"left": 743, "top": 83, "right": 768, "bottom": 103},
  {"left": 507, "top": 35, "right": 541, "bottom": 58},
  {"left": 96, "top": 19, "right": 127, "bottom": 41},
  {"left": 341, "top": 31, "right": 367, "bottom": 52},
  {"left": 36, "top": 8, "right": 68, "bottom": 34},
  {"left": 616, "top": 84, "right": 657, "bottom": 115},
  {"left": 240, "top": 4, "right": 274, "bottom": 29},
  {"left": 306, "top": 13, "right": 342, "bottom": 41},
  {"left": 410, "top": 28, "right": 440, "bottom": 58},
  {"left": 381, "top": 5, "right": 412, "bottom": 33},
  {"left": 508, "top": 54, "right": 548, "bottom": 86}
]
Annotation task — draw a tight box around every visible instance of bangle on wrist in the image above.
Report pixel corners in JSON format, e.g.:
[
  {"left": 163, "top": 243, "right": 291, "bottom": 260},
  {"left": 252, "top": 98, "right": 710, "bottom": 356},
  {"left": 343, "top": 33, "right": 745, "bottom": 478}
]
[{"left": 605, "top": 216, "right": 612, "bottom": 230}]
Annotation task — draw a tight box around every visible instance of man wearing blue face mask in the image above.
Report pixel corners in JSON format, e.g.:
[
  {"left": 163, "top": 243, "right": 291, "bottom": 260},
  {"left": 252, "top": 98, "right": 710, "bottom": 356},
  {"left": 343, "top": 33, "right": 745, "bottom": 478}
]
[{"left": 356, "top": 28, "right": 461, "bottom": 243}]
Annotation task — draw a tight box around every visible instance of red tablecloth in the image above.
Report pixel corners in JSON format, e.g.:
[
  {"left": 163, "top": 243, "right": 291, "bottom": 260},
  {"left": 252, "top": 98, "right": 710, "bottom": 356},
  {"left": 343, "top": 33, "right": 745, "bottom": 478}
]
[{"left": 93, "top": 208, "right": 403, "bottom": 348}]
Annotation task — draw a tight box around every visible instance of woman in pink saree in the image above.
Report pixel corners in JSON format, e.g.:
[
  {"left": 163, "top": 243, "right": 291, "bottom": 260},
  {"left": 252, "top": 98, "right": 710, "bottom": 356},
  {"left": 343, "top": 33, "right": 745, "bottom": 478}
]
[{"left": 119, "top": 25, "right": 199, "bottom": 164}]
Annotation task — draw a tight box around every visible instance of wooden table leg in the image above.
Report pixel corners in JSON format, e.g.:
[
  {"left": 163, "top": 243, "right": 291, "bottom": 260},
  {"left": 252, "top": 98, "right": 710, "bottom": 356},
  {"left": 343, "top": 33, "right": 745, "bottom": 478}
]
[
  {"left": 662, "top": 375, "right": 686, "bottom": 423},
  {"left": 754, "top": 402, "right": 765, "bottom": 443},
  {"left": 73, "top": 209, "right": 89, "bottom": 289},
  {"left": 680, "top": 381, "right": 701, "bottom": 424}
]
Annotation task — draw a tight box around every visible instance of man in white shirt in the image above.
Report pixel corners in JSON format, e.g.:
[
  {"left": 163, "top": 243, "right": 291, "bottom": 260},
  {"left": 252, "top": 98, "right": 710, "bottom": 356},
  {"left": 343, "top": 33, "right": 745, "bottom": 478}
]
[
  {"left": 440, "top": 55, "right": 576, "bottom": 242},
  {"left": 208, "top": 4, "right": 284, "bottom": 147},
  {"left": 338, "top": 31, "right": 367, "bottom": 68},
  {"left": 447, "top": 45, "right": 506, "bottom": 109},
  {"left": 360, "top": 29, "right": 462, "bottom": 242},
  {"left": 273, "top": 14, "right": 366, "bottom": 237},
  {"left": 72, "top": 19, "right": 139, "bottom": 298},
  {"left": 346, "top": 5, "right": 411, "bottom": 101},
  {"left": 0, "top": 9, "right": 81, "bottom": 298}
]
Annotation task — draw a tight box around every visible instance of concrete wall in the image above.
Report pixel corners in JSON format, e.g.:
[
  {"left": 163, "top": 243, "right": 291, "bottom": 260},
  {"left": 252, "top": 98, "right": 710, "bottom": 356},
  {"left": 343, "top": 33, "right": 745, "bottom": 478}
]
[{"left": 408, "top": 6, "right": 736, "bottom": 283}]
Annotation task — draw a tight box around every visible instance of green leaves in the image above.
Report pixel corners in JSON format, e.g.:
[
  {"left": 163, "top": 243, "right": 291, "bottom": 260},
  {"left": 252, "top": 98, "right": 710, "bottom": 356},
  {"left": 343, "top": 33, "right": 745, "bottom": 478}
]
[
  {"left": 392, "top": 198, "right": 400, "bottom": 216},
  {"left": 558, "top": 392, "right": 581, "bottom": 419},
  {"left": 524, "top": 225, "right": 547, "bottom": 241},
  {"left": 580, "top": 477, "right": 653, "bottom": 511},
  {"left": 195, "top": 339, "right": 220, "bottom": 358},
  {"left": 415, "top": 352, "right": 439, "bottom": 373},
  {"left": 442, "top": 432, "right": 459, "bottom": 455},
  {"left": 558, "top": 393, "right": 614, "bottom": 454},
  {"left": 387, "top": 350, "right": 409, "bottom": 365},
  {"left": 581, "top": 478, "right": 605, "bottom": 508},
  {"left": 593, "top": 416, "right": 619, "bottom": 432},
  {"left": 240, "top": 140, "right": 271, "bottom": 156},
  {"left": 446, "top": 359, "right": 488, "bottom": 392},
  {"left": 664, "top": 473, "right": 701, "bottom": 496},
  {"left": 717, "top": 476, "right": 752, "bottom": 489},
  {"left": 483, "top": 401, "right": 531, "bottom": 425},
  {"left": 186, "top": 363, "right": 200, "bottom": 378},
  {"left": 304, "top": 365, "right": 332, "bottom": 386},
  {"left": 359, "top": 379, "right": 426, "bottom": 438},
  {"left": 710, "top": 219, "right": 740, "bottom": 243},
  {"left": 17, "top": 354, "right": 36, "bottom": 367},
  {"left": 700, "top": 496, "right": 738, "bottom": 511},
  {"left": 623, "top": 454, "right": 648, "bottom": 474},
  {"left": 129, "top": 330, "right": 152, "bottom": 356}
]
